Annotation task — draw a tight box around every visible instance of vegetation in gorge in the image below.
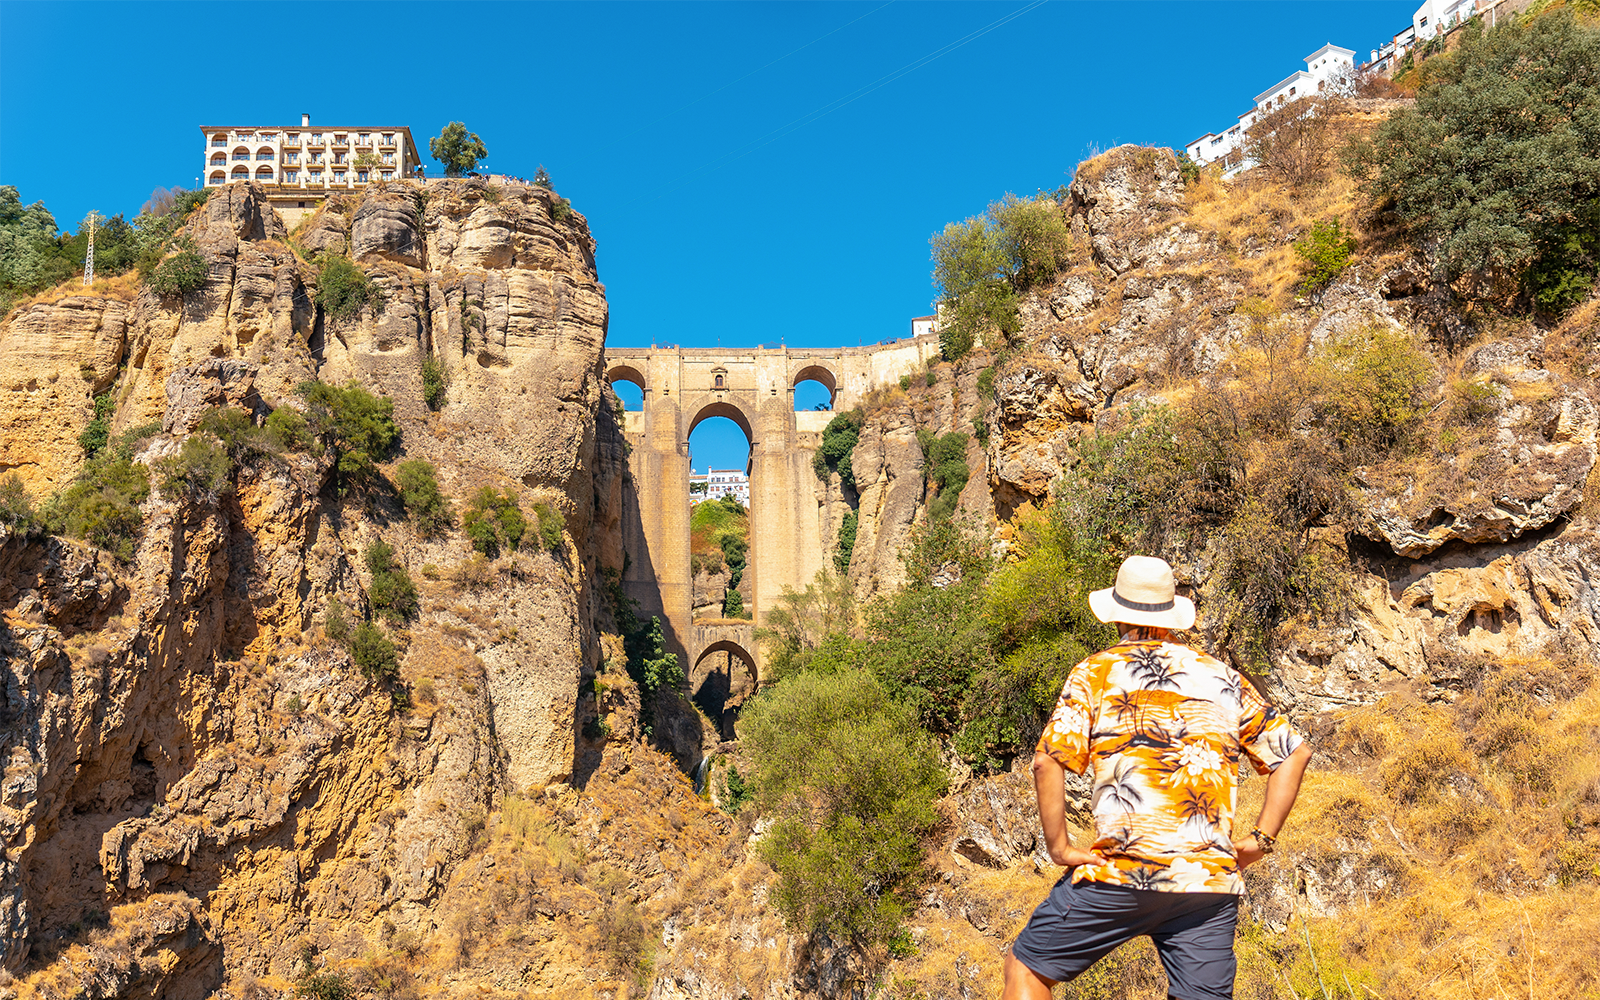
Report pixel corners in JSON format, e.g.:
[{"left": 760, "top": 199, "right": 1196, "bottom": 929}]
[
  {"left": 42, "top": 424, "right": 159, "bottom": 562},
  {"left": 462, "top": 487, "right": 526, "bottom": 557},
  {"left": 314, "top": 254, "right": 380, "bottom": 322},
  {"left": 690, "top": 496, "right": 751, "bottom": 618},
  {"left": 812, "top": 409, "right": 863, "bottom": 489},
  {"left": 396, "top": 459, "right": 453, "bottom": 537},
  {"left": 296, "top": 380, "right": 400, "bottom": 493}
]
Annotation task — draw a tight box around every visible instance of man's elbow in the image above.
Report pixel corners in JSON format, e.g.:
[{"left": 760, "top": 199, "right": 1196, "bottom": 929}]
[{"left": 1030, "top": 750, "right": 1058, "bottom": 779}]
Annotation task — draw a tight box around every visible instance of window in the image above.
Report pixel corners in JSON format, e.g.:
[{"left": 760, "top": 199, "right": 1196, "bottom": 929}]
[
  {"left": 334, "top": 171, "right": 346, "bottom": 182},
  {"left": 286, "top": 153, "right": 299, "bottom": 164},
  {"left": 1289, "top": 86, "right": 1297, "bottom": 96},
  {"left": 311, "top": 133, "right": 323, "bottom": 144},
  {"left": 715, "top": 374, "right": 725, "bottom": 388},
  {"left": 359, "top": 132, "right": 370, "bottom": 145},
  {"left": 311, "top": 153, "right": 323, "bottom": 164},
  {"left": 381, "top": 171, "right": 393, "bottom": 180},
  {"left": 285, "top": 170, "right": 298, "bottom": 182},
  {"left": 382, "top": 153, "right": 395, "bottom": 164},
  {"left": 310, "top": 170, "right": 323, "bottom": 181},
  {"left": 357, "top": 171, "right": 369, "bottom": 182},
  {"left": 382, "top": 133, "right": 394, "bottom": 146}
]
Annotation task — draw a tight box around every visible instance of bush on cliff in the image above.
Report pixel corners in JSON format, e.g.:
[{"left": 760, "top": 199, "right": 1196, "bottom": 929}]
[
  {"left": 462, "top": 487, "right": 526, "bottom": 557},
  {"left": 351, "top": 621, "right": 399, "bottom": 682},
  {"left": 365, "top": 541, "right": 418, "bottom": 621},
  {"left": 917, "top": 429, "right": 971, "bottom": 524},
  {"left": 811, "top": 409, "right": 862, "bottom": 489},
  {"left": 931, "top": 193, "right": 1073, "bottom": 359},
  {"left": 743, "top": 668, "right": 946, "bottom": 947},
  {"left": 1347, "top": 11, "right": 1600, "bottom": 313},
  {"left": 43, "top": 423, "right": 159, "bottom": 562},
  {"left": 154, "top": 435, "right": 233, "bottom": 503},
  {"left": 295, "top": 380, "right": 399, "bottom": 493},
  {"left": 0, "top": 474, "right": 39, "bottom": 536},
  {"left": 314, "top": 255, "right": 380, "bottom": 323},
  {"left": 78, "top": 392, "right": 116, "bottom": 457},
  {"left": 144, "top": 237, "right": 208, "bottom": 297},
  {"left": 534, "top": 502, "right": 564, "bottom": 553},
  {"left": 396, "top": 459, "right": 453, "bottom": 537}
]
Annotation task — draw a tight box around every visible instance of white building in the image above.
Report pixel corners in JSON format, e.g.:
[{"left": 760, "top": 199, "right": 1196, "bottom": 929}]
[
  {"left": 690, "top": 468, "right": 750, "bottom": 508},
  {"left": 201, "top": 115, "right": 421, "bottom": 226},
  {"left": 1412, "top": 0, "right": 1478, "bottom": 40},
  {"left": 1184, "top": 44, "right": 1357, "bottom": 178}
]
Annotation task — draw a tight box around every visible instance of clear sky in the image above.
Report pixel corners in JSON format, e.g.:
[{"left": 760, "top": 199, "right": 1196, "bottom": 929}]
[{"left": 1, "top": 0, "right": 1415, "bottom": 472}]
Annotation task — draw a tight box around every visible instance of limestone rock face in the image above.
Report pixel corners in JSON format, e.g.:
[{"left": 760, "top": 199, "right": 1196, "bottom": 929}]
[{"left": 0, "top": 177, "right": 612, "bottom": 982}]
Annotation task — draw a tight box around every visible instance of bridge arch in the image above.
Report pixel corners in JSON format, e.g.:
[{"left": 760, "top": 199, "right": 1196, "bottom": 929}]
[
  {"left": 606, "top": 363, "right": 647, "bottom": 392},
  {"left": 688, "top": 399, "right": 754, "bottom": 445},
  {"left": 792, "top": 362, "right": 838, "bottom": 411},
  {"left": 691, "top": 639, "right": 758, "bottom": 740}
]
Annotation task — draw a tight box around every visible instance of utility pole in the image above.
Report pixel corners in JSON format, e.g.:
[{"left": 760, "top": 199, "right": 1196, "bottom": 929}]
[{"left": 82, "top": 211, "right": 101, "bottom": 286}]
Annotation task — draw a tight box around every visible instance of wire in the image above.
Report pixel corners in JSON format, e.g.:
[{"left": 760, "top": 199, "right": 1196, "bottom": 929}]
[{"left": 608, "top": 1, "right": 898, "bottom": 147}]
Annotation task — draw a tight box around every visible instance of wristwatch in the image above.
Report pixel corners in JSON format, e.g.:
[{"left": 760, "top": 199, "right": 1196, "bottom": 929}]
[{"left": 1251, "top": 827, "right": 1277, "bottom": 854}]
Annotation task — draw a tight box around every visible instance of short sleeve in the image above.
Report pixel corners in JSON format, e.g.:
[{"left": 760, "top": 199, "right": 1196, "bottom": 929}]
[
  {"left": 1239, "top": 681, "right": 1304, "bottom": 775},
  {"left": 1036, "top": 662, "right": 1095, "bottom": 774}
]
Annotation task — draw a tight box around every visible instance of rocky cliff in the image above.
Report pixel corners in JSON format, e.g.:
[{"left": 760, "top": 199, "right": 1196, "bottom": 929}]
[{"left": 0, "top": 178, "right": 622, "bottom": 992}]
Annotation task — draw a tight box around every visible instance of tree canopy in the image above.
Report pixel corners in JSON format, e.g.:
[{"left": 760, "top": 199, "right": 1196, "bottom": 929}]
[
  {"left": 1349, "top": 11, "right": 1600, "bottom": 313},
  {"left": 430, "top": 122, "right": 488, "bottom": 177}
]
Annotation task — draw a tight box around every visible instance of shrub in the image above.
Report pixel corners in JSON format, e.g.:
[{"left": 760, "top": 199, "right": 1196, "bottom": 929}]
[
  {"left": 722, "top": 764, "right": 753, "bottom": 814},
  {"left": 462, "top": 487, "right": 526, "bottom": 557},
  {"left": 421, "top": 356, "right": 448, "bottom": 409},
  {"left": 351, "top": 621, "right": 400, "bottom": 682},
  {"left": 296, "top": 971, "right": 354, "bottom": 1000},
  {"left": 1294, "top": 219, "right": 1357, "bottom": 297},
  {"left": 0, "top": 474, "right": 38, "bottom": 535},
  {"left": 295, "top": 380, "right": 399, "bottom": 492},
  {"left": 452, "top": 553, "right": 495, "bottom": 590},
  {"left": 976, "top": 366, "right": 996, "bottom": 399},
  {"left": 931, "top": 193, "right": 1072, "bottom": 359},
  {"left": 918, "top": 430, "right": 970, "bottom": 523},
  {"left": 534, "top": 501, "right": 564, "bottom": 552},
  {"left": 324, "top": 603, "right": 350, "bottom": 644},
  {"left": 264, "top": 407, "right": 313, "bottom": 452},
  {"left": 833, "top": 509, "right": 858, "bottom": 574},
  {"left": 812, "top": 409, "right": 863, "bottom": 489},
  {"left": 925, "top": 369, "right": 937, "bottom": 387},
  {"left": 552, "top": 197, "right": 573, "bottom": 222},
  {"left": 78, "top": 392, "right": 115, "bottom": 456},
  {"left": 720, "top": 532, "right": 748, "bottom": 589},
  {"left": 195, "top": 407, "right": 281, "bottom": 466},
  {"left": 743, "top": 669, "right": 946, "bottom": 946},
  {"left": 1313, "top": 328, "right": 1435, "bottom": 454},
  {"left": 396, "top": 459, "right": 452, "bottom": 536},
  {"left": 1244, "top": 96, "right": 1341, "bottom": 189},
  {"left": 366, "top": 541, "right": 418, "bottom": 621},
  {"left": 44, "top": 427, "right": 156, "bottom": 562},
  {"left": 1348, "top": 12, "right": 1600, "bottom": 312},
  {"left": 723, "top": 587, "right": 746, "bottom": 619},
  {"left": 315, "top": 255, "right": 379, "bottom": 322},
  {"left": 145, "top": 238, "right": 208, "bottom": 296},
  {"left": 899, "top": 374, "right": 912, "bottom": 390},
  {"left": 1446, "top": 377, "right": 1500, "bottom": 425},
  {"left": 154, "top": 435, "right": 233, "bottom": 502}
]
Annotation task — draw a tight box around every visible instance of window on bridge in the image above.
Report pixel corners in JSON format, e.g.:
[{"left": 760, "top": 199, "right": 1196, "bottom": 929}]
[{"left": 794, "top": 379, "right": 833, "bottom": 411}]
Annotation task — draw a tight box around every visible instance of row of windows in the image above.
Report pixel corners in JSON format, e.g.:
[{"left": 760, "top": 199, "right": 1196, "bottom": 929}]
[
  {"left": 206, "top": 169, "right": 398, "bottom": 186},
  {"left": 209, "top": 132, "right": 399, "bottom": 147},
  {"left": 208, "top": 152, "right": 399, "bottom": 166}
]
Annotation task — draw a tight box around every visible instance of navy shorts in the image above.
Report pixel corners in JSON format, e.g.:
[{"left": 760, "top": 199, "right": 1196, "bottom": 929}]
[{"left": 1011, "top": 876, "right": 1240, "bottom": 1000}]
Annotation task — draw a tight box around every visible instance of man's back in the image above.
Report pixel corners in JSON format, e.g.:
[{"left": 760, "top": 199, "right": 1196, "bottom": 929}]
[{"left": 1036, "top": 638, "right": 1303, "bottom": 894}]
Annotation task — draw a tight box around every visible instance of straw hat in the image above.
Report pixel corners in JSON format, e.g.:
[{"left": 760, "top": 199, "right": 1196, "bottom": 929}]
[{"left": 1089, "top": 555, "right": 1195, "bottom": 630}]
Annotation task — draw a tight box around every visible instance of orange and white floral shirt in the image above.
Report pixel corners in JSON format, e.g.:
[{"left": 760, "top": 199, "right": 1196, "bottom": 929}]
[{"left": 1037, "top": 639, "right": 1303, "bottom": 894}]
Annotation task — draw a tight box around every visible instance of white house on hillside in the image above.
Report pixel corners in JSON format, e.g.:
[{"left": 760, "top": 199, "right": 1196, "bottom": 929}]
[
  {"left": 1184, "top": 43, "right": 1356, "bottom": 178},
  {"left": 1413, "top": 0, "right": 1478, "bottom": 39}
]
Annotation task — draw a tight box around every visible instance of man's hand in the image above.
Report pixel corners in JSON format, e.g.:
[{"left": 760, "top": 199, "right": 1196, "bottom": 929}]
[
  {"left": 1051, "top": 844, "right": 1110, "bottom": 870},
  {"left": 1232, "top": 835, "right": 1266, "bottom": 869}
]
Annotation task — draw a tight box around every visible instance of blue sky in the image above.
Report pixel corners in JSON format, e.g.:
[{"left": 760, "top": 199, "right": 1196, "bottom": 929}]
[{"left": 0, "top": 0, "right": 1415, "bottom": 472}]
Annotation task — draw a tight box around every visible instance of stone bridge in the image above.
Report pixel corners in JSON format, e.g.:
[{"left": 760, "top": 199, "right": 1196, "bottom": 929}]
[{"left": 606, "top": 335, "right": 939, "bottom": 713}]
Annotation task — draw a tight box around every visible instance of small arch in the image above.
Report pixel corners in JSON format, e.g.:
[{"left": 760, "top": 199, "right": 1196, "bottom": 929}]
[
  {"left": 231, "top": 165, "right": 249, "bottom": 179},
  {"left": 208, "top": 170, "right": 227, "bottom": 186},
  {"left": 793, "top": 363, "right": 838, "bottom": 411},
  {"left": 210, "top": 152, "right": 226, "bottom": 166},
  {"left": 606, "top": 364, "right": 646, "bottom": 411},
  {"left": 255, "top": 167, "right": 274, "bottom": 181},
  {"left": 692, "top": 640, "right": 758, "bottom": 740},
  {"left": 232, "top": 145, "right": 250, "bottom": 160},
  {"left": 256, "top": 146, "right": 275, "bottom": 160}
]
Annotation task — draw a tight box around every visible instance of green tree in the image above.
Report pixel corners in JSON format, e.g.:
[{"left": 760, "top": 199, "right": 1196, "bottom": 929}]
[
  {"left": 154, "top": 435, "right": 233, "bottom": 503},
  {"left": 833, "top": 509, "right": 858, "bottom": 574},
  {"left": 723, "top": 586, "right": 746, "bottom": 619},
  {"left": 533, "top": 501, "right": 564, "bottom": 552},
  {"left": 1348, "top": 12, "right": 1600, "bottom": 313},
  {"left": 0, "top": 474, "right": 38, "bottom": 535},
  {"left": 918, "top": 430, "right": 971, "bottom": 523},
  {"left": 430, "top": 122, "right": 488, "bottom": 177},
  {"left": 742, "top": 669, "right": 946, "bottom": 946},
  {"left": 462, "top": 486, "right": 526, "bottom": 557},
  {"left": 931, "top": 193, "right": 1073, "bottom": 359},
  {"left": 295, "top": 381, "right": 400, "bottom": 492},
  {"left": 145, "top": 237, "right": 208, "bottom": 297},
  {"left": 421, "top": 356, "right": 448, "bottom": 409},
  {"left": 396, "top": 459, "right": 453, "bottom": 536}
]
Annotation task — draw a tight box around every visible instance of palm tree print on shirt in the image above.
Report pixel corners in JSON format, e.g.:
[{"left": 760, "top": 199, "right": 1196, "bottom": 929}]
[{"left": 1037, "top": 640, "right": 1303, "bottom": 894}]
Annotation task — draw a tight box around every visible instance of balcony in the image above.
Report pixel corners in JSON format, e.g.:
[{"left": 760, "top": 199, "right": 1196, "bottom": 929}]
[
  {"left": 233, "top": 154, "right": 251, "bottom": 161},
  {"left": 332, "top": 137, "right": 349, "bottom": 147},
  {"left": 256, "top": 153, "right": 274, "bottom": 161},
  {"left": 211, "top": 140, "right": 227, "bottom": 148}
]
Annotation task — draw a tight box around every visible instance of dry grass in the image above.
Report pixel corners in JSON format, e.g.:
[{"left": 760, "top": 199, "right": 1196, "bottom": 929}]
[{"left": 4, "top": 270, "right": 142, "bottom": 319}]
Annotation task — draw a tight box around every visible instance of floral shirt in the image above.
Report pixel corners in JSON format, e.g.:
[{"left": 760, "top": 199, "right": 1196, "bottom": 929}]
[{"left": 1037, "top": 639, "right": 1303, "bottom": 894}]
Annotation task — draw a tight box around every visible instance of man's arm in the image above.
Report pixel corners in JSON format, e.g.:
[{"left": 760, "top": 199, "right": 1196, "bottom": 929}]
[
  {"left": 1031, "top": 751, "right": 1107, "bottom": 870},
  {"left": 1233, "top": 742, "right": 1312, "bottom": 868}
]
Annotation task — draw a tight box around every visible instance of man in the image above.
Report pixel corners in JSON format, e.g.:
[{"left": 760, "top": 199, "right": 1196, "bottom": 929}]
[{"left": 1002, "top": 555, "right": 1312, "bottom": 1000}]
